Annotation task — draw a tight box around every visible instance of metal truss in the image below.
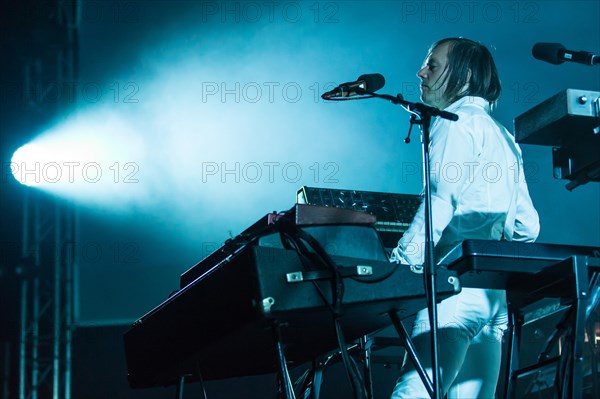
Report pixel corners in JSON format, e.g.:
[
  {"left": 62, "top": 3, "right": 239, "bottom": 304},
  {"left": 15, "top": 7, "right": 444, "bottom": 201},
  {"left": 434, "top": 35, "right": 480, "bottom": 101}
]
[
  {"left": 17, "top": 1, "right": 80, "bottom": 399},
  {"left": 19, "top": 193, "right": 76, "bottom": 399}
]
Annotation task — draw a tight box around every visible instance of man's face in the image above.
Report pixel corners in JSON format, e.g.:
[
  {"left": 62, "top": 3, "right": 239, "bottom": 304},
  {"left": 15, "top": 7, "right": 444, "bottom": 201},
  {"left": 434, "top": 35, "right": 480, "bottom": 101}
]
[{"left": 417, "top": 42, "right": 451, "bottom": 109}]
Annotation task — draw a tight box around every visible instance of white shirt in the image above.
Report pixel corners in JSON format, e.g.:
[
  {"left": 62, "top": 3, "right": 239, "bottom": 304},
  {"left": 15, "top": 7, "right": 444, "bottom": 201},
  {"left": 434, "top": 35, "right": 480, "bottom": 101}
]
[{"left": 391, "top": 96, "right": 540, "bottom": 265}]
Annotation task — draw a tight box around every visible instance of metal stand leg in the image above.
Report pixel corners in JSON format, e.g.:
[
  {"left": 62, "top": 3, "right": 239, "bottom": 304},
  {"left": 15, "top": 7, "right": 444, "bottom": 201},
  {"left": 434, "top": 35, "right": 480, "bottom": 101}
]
[
  {"left": 359, "top": 335, "right": 374, "bottom": 399},
  {"left": 503, "top": 301, "right": 522, "bottom": 399},
  {"left": 294, "top": 359, "right": 323, "bottom": 399},
  {"left": 297, "top": 337, "right": 374, "bottom": 399},
  {"left": 589, "top": 323, "right": 600, "bottom": 399},
  {"left": 175, "top": 375, "right": 185, "bottom": 399},
  {"left": 302, "top": 359, "right": 324, "bottom": 399},
  {"left": 311, "top": 364, "right": 323, "bottom": 399},
  {"left": 273, "top": 323, "right": 294, "bottom": 399},
  {"left": 388, "top": 311, "right": 434, "bottom": 398},
  {"left": 568, "top": 256, "right": 589, "bottom": 399}
]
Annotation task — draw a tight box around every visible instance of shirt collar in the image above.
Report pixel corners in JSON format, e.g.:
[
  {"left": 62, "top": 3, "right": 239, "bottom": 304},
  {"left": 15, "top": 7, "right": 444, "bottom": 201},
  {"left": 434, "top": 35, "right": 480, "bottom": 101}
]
[{"left": 444, "top": 96, "right": 491, "bottom": 114}]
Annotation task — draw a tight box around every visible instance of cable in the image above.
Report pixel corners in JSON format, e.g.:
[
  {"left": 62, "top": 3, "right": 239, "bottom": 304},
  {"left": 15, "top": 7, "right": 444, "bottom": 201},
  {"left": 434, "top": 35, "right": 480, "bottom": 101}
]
[
  {"left": 274, "top": 217, "right": 371, "bottom": 398},
  {"left": 279, "top": 230, "right": 335, "bottom": 313},
  {"left": 276, "top": 218, "right": 344, "bottom": 314},
  {"left": 322, "top": 95, "right": 377, "bottom": 101},
  {"left": 335, "top": 319, "right": 368, "bottom": 399}
]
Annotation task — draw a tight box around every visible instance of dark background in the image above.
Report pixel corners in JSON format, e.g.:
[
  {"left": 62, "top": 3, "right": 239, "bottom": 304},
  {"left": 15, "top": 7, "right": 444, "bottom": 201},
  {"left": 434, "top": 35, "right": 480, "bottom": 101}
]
[{"left": 1, "top": 1, "right": 599, "bottom": 398}]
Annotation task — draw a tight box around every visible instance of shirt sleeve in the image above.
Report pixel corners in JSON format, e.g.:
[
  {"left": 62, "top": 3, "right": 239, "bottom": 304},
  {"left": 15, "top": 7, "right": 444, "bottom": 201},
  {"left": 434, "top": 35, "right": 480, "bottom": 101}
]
[
  {"left": 391, "top": 116, "right": 476, "bottom": 265},
  {"left": 512, "top": 162, "right": 540, "bottom": 242}
]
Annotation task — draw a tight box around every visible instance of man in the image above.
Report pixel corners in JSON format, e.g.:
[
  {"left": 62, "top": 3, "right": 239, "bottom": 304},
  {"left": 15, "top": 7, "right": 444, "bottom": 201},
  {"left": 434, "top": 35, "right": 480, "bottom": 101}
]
[{"left": 389, "top": 38, "right": 540, "bottom": 398}]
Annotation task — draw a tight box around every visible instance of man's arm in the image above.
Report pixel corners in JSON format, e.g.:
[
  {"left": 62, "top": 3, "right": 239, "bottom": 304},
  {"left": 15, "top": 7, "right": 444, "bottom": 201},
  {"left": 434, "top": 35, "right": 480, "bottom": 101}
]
[
  {"left": 391, "top": 117, "right": 475, "bottom": 265},
  {"left": 512, "top": 163, "right": 540, "bottom": 242}
]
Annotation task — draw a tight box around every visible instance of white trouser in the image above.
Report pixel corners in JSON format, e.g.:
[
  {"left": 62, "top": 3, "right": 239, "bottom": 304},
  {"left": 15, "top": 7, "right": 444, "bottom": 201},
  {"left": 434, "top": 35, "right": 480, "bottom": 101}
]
[{"left": 390, "top": 288, "right": 508, "bottom": 399}]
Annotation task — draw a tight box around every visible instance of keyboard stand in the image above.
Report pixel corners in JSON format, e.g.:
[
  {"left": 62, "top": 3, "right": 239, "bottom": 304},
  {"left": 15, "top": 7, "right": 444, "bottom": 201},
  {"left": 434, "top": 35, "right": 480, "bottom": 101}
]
[{"left": 504, "top": 255, "right": 600, "bottom": 399}]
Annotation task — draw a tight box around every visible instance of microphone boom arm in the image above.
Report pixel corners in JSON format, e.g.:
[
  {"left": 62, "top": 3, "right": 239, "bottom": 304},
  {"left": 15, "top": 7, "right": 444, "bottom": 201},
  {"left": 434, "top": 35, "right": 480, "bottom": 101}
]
[{"left": 354, "top": 89, "right": 459, "bottom": 121}]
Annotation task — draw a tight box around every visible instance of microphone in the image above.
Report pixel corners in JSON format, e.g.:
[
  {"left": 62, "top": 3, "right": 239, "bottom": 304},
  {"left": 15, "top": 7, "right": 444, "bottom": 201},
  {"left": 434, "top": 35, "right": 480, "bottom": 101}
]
[
  {"left": 322, "top": 73, "right": 385, "bottom": 99},
  {"left": 532, "top": 42, "right": 600, "bottom": 66}
]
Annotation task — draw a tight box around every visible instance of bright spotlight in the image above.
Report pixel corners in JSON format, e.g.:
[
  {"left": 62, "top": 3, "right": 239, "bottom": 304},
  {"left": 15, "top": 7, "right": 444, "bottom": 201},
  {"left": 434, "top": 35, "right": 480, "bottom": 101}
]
[
  {"left": 10, "top": 138, "right": 121, "bottom": 188},
  {"left": 9, "top": 110, "right": 150, "bottom": 208},
  {"left": 11, "top": 144, "right": 50, "bottom": 186}
]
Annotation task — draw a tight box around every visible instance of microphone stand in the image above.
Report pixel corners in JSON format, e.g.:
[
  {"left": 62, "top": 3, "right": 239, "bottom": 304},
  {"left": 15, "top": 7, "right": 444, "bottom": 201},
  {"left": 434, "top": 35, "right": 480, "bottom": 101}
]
[{"left": 325, "top": 89, "right": 458, "bottom": 399}]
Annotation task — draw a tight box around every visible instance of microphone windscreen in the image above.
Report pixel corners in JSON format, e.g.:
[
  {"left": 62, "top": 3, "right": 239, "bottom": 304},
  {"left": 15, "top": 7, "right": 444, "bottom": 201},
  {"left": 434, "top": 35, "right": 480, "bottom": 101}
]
[
  {"left": 532, "top": 42, "right": 565, "bottom": 65},
  {"left": 358, "top": 73, "right": 385, "bottom": 92}
]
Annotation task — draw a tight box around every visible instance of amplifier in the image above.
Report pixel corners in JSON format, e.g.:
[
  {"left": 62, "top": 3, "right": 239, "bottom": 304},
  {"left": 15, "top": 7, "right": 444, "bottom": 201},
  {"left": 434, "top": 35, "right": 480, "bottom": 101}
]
[
  {"left": 514, "top": 88, "right": 600, "bottom": 146},
  {"left": 514, "top": 89, "right": 600, "bottom": 188}
]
